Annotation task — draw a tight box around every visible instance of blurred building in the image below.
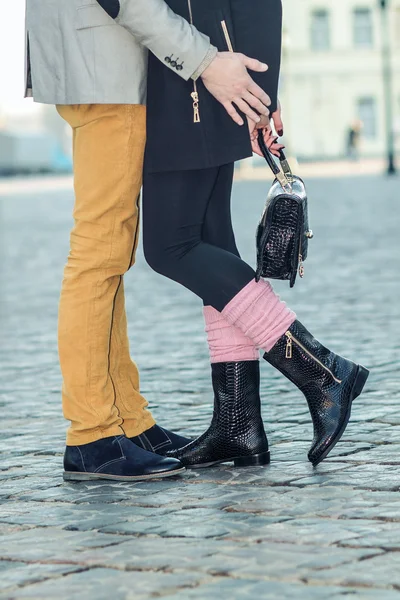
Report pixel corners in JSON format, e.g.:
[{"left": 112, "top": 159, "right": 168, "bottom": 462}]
[
  {"left": 0, "top": 0, "right": 72, "bottom": 174},
  {"left": 280, "top": 0, "right": 400, "bottom": 160},
  {"left": 0, "top": 104, "right": 72, "bottom": 175},
  {"left": 2, "top": 0, "right": 399, "bottom": 169}
]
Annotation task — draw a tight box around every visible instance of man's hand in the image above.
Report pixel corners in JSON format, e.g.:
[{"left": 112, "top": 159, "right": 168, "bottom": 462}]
[{"left": 201, "top": 52, "right": 271, "bottom": 126}]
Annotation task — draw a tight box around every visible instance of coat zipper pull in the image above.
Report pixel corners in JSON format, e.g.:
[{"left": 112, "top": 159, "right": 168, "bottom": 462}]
[
  {"left": 285, "top": 332, "right": 293, "bottom": 359},
  {"left": 191, "top": 90, "right": 200, "bottom": 123},
  {"left": 188, "top": 0, "right": 201, "bottom": 124},
  {"left": 221, "top": 20, "right": 234, "bottom": 52}
]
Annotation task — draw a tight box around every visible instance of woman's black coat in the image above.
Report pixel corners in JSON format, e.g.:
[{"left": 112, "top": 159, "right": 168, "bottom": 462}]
[{"left": 145, "top": 0, "right": 283, "bottom": 173}]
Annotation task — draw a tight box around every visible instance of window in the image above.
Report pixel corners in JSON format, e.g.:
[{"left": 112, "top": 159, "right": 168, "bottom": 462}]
[
  {"left": 395, "top": 7, "right": 400, "bottom": 45},
  {"left": 311, "top": 10, "right": 330, "bottom": 51},
  {"left": 357, "top": 97, "right": 377, "bottom": 138},
  {"left": 353, "top": 8, "right": 373, "bottom": 48}
]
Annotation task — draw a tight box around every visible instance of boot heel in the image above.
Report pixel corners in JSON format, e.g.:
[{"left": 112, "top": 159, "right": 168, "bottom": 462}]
[
  {"left": 234, "top": 451, "right": 270, "bottom": 468},
  {"left": 353, "top": 365, "right": 369, "bottom": 399}
]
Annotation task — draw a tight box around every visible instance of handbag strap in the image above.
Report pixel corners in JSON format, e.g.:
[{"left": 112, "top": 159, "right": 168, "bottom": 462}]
[{"left": 257, "top": 130, "right": 293, "bottom": 192}]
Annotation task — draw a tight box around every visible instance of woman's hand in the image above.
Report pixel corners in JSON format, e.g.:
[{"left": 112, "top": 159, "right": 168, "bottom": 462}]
[
  {"left": 247, "top": 99, "right": 285, "bottom": 157},
  {"left": 247, "top": 116, "right": 285, "bottom": 158}
]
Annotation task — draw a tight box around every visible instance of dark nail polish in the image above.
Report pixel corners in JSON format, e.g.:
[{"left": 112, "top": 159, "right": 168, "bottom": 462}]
[{"left": 278, "top": 129, "right": 283, "bottom": 136}]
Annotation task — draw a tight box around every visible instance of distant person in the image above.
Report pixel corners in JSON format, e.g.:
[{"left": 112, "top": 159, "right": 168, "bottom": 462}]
[
  {"left": 347, "top": 120, "right": 363, "bottom": 160},
  {"left": 141, "top": 0, "right": 370, "bottom": 469},
  {"left": 25, "top": 0, "right": 272, "bottom": 482}
]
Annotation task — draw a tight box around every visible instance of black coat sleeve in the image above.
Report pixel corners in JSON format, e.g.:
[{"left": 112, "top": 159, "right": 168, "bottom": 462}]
[{"left": 230, "top": 0, "right": 283, "bottom": 114}]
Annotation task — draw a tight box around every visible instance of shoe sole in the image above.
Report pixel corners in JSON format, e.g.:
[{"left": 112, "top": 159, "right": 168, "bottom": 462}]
[
  {"left": 63, "top": 467, "right": 186, "bottom": 482},
  {"left": 185, "top": 450, "right": 271, "bottom": 470},
  {"left": 310, "top": 365, "right": 370, "bottom": 467}
]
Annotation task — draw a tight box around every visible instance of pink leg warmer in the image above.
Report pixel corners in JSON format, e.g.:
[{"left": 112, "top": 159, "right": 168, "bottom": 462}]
[
  {"left": 204, "top": 306, "right": 259, "bottom": 363},
  {"left": 221, "top": 279, "right": 296, "bottom": 352}
]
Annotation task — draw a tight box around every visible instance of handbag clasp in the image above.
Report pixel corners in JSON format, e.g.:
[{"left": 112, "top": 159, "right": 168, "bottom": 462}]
[{"left": 276, "top": 171, "right": 293, "bottom": 194}]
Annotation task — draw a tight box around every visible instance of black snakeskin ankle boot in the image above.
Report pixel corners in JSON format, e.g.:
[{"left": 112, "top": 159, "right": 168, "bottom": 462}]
[
  {"left": 264, "top": 320, "right": 369, "bottom": 466},
  {"left": 165, "top": 361, "right": 270, "bottom": 469}
]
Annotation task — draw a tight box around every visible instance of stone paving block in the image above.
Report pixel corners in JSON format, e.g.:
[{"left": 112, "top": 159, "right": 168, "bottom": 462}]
[
  {"left": 185, "top": 463, "right": 306, "bottom": 487},
  {"left": 334, "top": 444, "right": 400, "bottom": 464},
  {"left": 258, "top": 487, "right": 400, "bottom": 522},
  {"left": 328, "top": 592, "right": 400, "bottom": 600},
  {"left": 99, "top": 510, "right": 288, "bottom": 539},
  {"left": 13, "top": 478, "right": 181, "bottom": 504},
  {"left": 0, "top": 529, "right": 132, "bottom": 562},
  {"left": 122, "top": 481, "right": 290, "bottom": 511},
  {"left": 197, "top": 542, "right": 382, "bottom": 580},
  {"left": 292, "top": 464, "right": 400, "bottom": 491},
  {"left": 0, "top": 562, "right": 81, "bottom": 595},
  {"left": 339, "top": 522, "right": 400, "bottom": 549},
  {"left": 82, "top": 538, "right": 382, "bottom": 580},
  {"left": 0, "top": 501, "right": 174, "bottom": 531},
  {"left": 6, "top": 568, "right": 205, "bottom": 600},
  {"left": 223, "top": 485, "right": 362, "bottom": 518},
  {"left": 161, "top": 579, "right": 400, "bottom": 600},
  {"left": 375, "top": 413, "right": 400, "bottom": 425},
  {"left": 307, "top": 552, "right": 400, "bottom": 588},
  {"left": 272, "top": 441, "right": 374, "bottom": 462},
  {"left": 99, "top": 507, "right": 231, "bottom": 538},
  {"left": 343, "top": 424, "right": 400, "bottom": 444},
  {"left": 228, "top": 517, "right": 386, "bottom": 546}
]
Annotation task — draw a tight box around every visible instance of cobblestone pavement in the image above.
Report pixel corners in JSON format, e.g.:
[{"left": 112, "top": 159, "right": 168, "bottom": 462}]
[{"left": 0, "top": 174, "right": 400, "bottom": 599}]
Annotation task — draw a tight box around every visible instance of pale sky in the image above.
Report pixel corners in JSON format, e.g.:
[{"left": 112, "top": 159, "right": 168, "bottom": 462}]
[{"left": 0, "top": 0, "right": 37, "bottom": 116}]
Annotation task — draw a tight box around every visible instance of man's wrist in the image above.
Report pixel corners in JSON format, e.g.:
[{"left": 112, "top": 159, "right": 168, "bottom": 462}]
[{"left": 191, "top": 45, "right": 218, "bottom": 81}]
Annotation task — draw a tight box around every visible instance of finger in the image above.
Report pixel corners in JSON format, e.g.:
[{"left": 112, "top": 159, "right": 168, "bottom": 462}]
[
  {"left": 263, "top": 130, "right": 275, "bottom": 144},
  {"left": 266, "top": 136, "right": 280, "bottom": 147},
  {"left": 270, "top": 144, "right": 285, "bottom": 153},
  {"left": 270, "top": 144, "right": 285, "bottom": 157},
  {"left": 266, "top": 137, "right": 284, "bottom": 151},
  {"left": 272, "top": 110, "right": 284, "bottom": 136},
  {"left": 242, "top": 92, "right": 269, "bottom": 117},
  {"left": 223, "top": 101, "right": 244, "bottom": 126},
  {"left": 265, "top": 131, "right": 284, "bottom": 149},
  {"left": 248, "top": 82, "right": 271, "bottom": 107},
  {"left": 241, "top": 54, "right": 268, "bottom": 72},
  {"left": 271, "top": 146, "right": 285, "bottom": 157},
  {"left": 251, "top": 139, "right": 263, "bottom": 157},
  {"left": 233, "top": 98, "right": 261, "bottom": 124},
  {"left": 242, "top": 91, "right": 270, "bottom": 117}
]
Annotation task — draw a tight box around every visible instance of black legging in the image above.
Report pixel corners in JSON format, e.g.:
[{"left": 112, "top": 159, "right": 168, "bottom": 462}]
[{"left": 143, "top": 163, "right": 255, "bottom": 312}]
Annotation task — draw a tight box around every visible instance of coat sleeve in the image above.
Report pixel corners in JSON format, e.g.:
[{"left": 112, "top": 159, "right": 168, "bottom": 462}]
[
  {"left": 96, "top": 0, "right": 212, "bottom": 81},
  {"left": 230, "top": 0, "right": 283, "bottom": 114}
]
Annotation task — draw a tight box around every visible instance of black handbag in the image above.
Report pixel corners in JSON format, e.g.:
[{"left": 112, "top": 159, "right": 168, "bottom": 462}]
[{"left": 255, "top": 131, "right": 313, "bottom": 287}]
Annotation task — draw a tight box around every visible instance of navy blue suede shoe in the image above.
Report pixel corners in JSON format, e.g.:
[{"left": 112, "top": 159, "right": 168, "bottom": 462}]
[
  {"left": 63, "top": 435, "right": 185, "bottom": 482},
  {"left": 130, "top": 425, "right": 192, "bottom": 456}
]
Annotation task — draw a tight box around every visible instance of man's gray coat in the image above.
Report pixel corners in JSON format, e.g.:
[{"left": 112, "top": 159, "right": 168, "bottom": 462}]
[{"left": 25, "top": 0, "right": 212, "bottom": 104}]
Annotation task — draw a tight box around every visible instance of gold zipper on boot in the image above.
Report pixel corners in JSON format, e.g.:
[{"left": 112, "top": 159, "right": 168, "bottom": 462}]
[
  {"left": 285, "top": 332, "right": 342, "bottom": 383},
  {"left": 298, "top": 236, "right": 304, "bottom": 278},
  {"left": 188, "top": 0, "right": 200, "bottom": 123},
  {"left": 285, "top": 333, "right": 293, "bottom": 359},
  {"left": 299, "top": 254, "right": 304, "bottom": 278}
]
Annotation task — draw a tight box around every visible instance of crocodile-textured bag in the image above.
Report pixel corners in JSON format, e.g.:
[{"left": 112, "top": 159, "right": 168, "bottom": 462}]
[{"left": 255, "top": 131, "right": 313, "bottom": 287}]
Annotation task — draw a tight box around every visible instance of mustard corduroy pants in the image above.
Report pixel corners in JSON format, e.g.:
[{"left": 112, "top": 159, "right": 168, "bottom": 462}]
[{"left": 56, "top": 104, "right": 155, "bottom": 446}]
